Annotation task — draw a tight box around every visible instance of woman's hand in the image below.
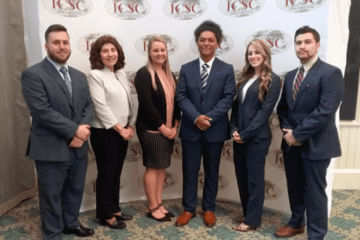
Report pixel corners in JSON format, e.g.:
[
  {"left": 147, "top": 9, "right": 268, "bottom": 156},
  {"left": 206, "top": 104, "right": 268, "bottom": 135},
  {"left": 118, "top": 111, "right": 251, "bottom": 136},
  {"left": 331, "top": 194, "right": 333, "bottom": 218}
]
[
  {"left": 113, "top": 123, "right": 132, "bottom": 140},
  {"left": 168, "top": 127, "right": 178, "bottom": 140},
  {"left": 158, "top": 124, "right": 174, "bottom": 139}
]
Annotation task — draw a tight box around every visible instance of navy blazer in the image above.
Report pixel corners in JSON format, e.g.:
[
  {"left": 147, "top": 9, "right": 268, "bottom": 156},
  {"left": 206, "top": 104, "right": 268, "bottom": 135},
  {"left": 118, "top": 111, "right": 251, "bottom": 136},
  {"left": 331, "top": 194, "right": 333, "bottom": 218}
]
[
  {"left": 176, "top": 57, "right": 236, "bottom": 142},
  {"left": 230, "top": 73, "right": 281, "bottom": 142},
  {"left": 21, "top": 58, "right": 94, "bottom": 161},
  {"left": 277, "top": 58, "right": 344, "bottom": 160}
]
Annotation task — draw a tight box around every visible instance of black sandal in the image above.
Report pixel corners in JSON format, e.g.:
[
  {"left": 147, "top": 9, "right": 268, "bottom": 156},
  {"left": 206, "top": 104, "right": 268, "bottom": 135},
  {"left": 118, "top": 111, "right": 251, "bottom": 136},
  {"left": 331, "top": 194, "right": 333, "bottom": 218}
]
[
  {"left": 159, "top": 203, "right": 175, "bottom": 218},
  {"left": 146, "top": 205, "right": 171, "bottom": 222}
]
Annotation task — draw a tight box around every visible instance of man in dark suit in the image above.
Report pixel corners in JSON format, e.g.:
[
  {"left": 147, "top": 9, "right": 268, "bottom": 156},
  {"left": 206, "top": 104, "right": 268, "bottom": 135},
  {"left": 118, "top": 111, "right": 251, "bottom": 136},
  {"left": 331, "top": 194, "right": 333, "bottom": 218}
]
[
  {"left": 175, "top": 20, "right": 236, "bottom": 228},
  {"left": 276, "top": 26, "right": 344, "bottom": 240},
  {"left": 21, "top": 24, "right": 94, "bottom": 240}
]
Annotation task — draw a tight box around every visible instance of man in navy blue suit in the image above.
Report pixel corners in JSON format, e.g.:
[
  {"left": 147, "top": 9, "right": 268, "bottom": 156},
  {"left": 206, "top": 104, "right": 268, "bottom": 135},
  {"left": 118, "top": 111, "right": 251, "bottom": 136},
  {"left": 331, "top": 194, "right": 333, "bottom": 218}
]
[
  {"left": 276, "top": 26, "right": 344, "bottom": 239},
  {"left": 21, "top": 24, "right": 94, "bottom": 239},
  {"left": 175, "top": 20, "right": 236, "bottom": 228}
]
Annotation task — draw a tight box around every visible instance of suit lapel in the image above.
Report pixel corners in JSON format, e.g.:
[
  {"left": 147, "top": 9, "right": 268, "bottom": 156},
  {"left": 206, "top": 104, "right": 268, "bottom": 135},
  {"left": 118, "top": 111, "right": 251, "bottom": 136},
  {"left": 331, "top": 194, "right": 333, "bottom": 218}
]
[
  {"left": 286, "top": 70, "right": 297, "bottom": 111},
  {"left": 191, "top": 59, "right": 203, "bottom": 94},
  {"left": 42, "top": 58, "right": 74, "bottom": 108},
  {"left": 242, "top": 77, "right": 258, "bottom": 105}
]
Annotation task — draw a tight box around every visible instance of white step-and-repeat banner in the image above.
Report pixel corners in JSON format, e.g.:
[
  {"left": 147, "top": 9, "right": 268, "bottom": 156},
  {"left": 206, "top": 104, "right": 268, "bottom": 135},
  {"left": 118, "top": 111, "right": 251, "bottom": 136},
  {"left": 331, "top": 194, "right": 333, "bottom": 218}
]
[{"left": 24, "top": 0, "right": 331, "bottom": 214}]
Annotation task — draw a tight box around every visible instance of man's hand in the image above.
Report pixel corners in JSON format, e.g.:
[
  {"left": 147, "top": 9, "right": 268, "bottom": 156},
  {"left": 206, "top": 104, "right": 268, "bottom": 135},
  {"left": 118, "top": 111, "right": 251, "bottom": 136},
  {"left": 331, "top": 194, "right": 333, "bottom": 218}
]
[
  {"left": 283, "top": 129, "right": 301, "bottom": 146},
  {"left": 195, "top": 115, "right": 212, "bottom": 131},
  {"left": 232, "top": 131, "right": 244, "bottom": 144},
  {"left": 69, "top": 136, "right": 85, "bottom": 148},
  {"left": 75, "top": 124, "right": 90, "bottom": 141}
]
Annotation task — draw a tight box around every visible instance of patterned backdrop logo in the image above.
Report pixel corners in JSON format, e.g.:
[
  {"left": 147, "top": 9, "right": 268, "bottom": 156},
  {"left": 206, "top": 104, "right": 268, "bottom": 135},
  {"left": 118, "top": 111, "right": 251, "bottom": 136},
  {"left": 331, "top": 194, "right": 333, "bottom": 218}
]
[
  {"left": 190, "top": 34, "right": 234, "bottom": 56},
  {"left": 137, "top": 171, "right": 178, "bottom": 189},
  {"left": 267, "top": 149, "right": 285, "bottom": 170},
  {"left": 219, "top": 0, "right": 265, "bottom": 17},
  {"left": 135, "top": 34, "right": 179, "bottom": 56},
  {"left": 269, "top": 115, "right": 280, "bottom": 131},
  {"left": 125, "top": 71, "right": 137, "bottom": 94},
  {"left": 125, "top": 140, "right": 142, "bottom": 162},
  {"left": 276, "top": 0, "right": 327, "bottom": 13},
  {"left": 198, "top": 172, "right": 229, "bottom": 190},
  {"left": 264, "top": 180, "right": 281, "bottom": 200},
  {"left": 42, "top": 0, "right": 93, "bottom": 17},
  {"left": 246, "top": 30, "right": 292, "bottom": 55},
  {"left": 222, "top": 140, "right": 234, "bottom": 162},
  {"left": 162, "top": 0, "right": 207, "bottom": 20},
  {"left": 84, "top": 177, "right": 128, "bottom": 196},
  {"left": 105, "top": 0, "right": 151, "bottom": 20},
  {"left": 77, "top": 33, "right": 123, "bottom": 55}
]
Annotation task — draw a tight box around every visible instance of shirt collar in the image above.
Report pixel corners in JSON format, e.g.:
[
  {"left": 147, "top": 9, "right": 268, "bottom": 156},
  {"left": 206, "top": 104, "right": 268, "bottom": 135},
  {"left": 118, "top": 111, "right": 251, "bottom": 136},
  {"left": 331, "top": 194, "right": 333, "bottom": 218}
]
[
  {"left": 199, "top": 56, "right": 216, "bottom": 70},
  {"left": 302, "top": 55, "right": 318, "bottom": 73},
  {"left": 47, "top": 56, "right": 69, "bottom": 73}
]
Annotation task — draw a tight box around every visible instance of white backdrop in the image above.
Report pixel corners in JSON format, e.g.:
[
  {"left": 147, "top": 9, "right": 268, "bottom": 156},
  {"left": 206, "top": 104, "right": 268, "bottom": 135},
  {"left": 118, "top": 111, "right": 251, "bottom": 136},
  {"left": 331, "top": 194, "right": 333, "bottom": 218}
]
[{"left": 23, "top": 0, "right": 333, "bottom": 214}]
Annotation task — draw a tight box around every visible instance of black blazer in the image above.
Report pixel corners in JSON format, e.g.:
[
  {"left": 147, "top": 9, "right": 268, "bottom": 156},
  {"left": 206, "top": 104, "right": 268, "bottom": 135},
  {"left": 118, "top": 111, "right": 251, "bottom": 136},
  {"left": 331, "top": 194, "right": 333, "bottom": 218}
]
[
  {"left": 134, "top": 66, "right": 180, "bottom": 131},
  {"left": 230, "top": 72, "right": 281, "bottom": 142}
]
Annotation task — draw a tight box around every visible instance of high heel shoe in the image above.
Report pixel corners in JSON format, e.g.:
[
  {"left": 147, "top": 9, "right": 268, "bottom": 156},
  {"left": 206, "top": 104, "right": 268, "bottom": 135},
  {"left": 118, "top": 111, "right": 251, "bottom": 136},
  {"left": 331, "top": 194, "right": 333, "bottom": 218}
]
[
  {"left": 146, "top": 206, "right": 171, "bottom": 222},
  {"left": 158, "top": 203, "right": 175, "bottom": 218}
]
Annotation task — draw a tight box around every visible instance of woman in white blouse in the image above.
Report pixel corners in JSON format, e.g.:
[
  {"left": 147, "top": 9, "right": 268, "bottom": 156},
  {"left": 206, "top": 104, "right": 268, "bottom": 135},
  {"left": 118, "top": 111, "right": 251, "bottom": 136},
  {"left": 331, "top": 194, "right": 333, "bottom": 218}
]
[
  {"left": 88, "top": 36, "right": 136, "bottom": 229},
  {"left": 229, "top": 39, "right": 281, "bottom": 232}
]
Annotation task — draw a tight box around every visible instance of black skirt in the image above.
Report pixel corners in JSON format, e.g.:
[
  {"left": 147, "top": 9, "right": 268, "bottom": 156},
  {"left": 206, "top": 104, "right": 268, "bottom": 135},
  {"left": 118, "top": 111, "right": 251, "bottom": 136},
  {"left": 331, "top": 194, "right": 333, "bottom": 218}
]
[{"left": 137, "top": 130, "right": 174, "bottom": 169}]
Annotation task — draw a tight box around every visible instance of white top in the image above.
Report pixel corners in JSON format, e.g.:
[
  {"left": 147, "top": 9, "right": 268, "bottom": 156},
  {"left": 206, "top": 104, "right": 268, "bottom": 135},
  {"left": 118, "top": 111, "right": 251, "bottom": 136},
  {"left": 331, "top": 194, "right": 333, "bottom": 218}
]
[
  {"left": 242, "top": 76, "right": 257, "bottom": 102},
  {"left": 88, "top": 67, "right": 136, "bottom": 129}
]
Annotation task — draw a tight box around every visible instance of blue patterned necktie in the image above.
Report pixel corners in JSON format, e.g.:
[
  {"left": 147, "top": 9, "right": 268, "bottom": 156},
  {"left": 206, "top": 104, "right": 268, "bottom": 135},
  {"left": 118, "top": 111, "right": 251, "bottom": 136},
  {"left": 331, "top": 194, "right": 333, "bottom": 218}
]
[
  {"left": 201, "top": 63, "right": 209, "bottom": 92},
  {"left": 292, "top": 66, "right": 304, "bottom": 101},
  {"left": 59, "top": 67, "right": 72, "bottom": 97}
]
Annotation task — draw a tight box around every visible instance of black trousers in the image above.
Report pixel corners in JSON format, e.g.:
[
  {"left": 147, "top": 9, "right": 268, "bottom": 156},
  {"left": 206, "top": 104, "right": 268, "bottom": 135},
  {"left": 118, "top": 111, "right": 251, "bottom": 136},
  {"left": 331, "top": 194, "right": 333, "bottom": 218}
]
[{"left": 90, "top": 127, "right": 128, "bottom": 220}]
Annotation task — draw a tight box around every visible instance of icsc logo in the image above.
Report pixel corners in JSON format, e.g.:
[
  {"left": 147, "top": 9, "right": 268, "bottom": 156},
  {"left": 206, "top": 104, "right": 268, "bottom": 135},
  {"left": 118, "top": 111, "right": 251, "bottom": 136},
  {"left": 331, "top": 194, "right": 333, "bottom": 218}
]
[
  {"left": 267, "top": 149, "right": 285, "bottom": 170},
  {"left": 77, "top": 33, "right": 123, "bottom": 55},
  {"left": 162, "top": 0, "right": 207, "bottom": 20},
  {"left": 246, "top": 30, "right": 292, "bottom": 55},
  {"left": 219, "top": 0, "right": 265, "bottom": 17},
  {"left": 135, "top": 34, "right": 179, "bottom": 56},
  {"left": 42, "top": 0, "right": 93, "bottom": 17},
  {"left": 264, "top": 180, "right": 281, "bottom": 200},
  {"left": 190, "top": 34, "right": 234, "bottom": 56},
  {"left": 276, "top": 0, "right": 327, "bottom": 13},
  {"left": 105, "top": 0, "right": 151, "bottom": 20}
]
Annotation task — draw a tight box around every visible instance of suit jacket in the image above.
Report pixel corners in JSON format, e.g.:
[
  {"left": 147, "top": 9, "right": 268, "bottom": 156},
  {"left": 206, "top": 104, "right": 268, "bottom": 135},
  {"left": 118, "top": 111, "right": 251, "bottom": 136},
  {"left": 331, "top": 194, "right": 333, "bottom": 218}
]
[
  {"left": 277, "top": 58, "right": 344, "bottom": 160},
  {"left": 21, "top": 58, "right": 94, "bottom": 161},
  {"left": 176, "top": 57, "right": 236, "bottom": 142},
  {"left": 135, "top": 66, "right": 180, "bottom": 131},
  {"left": 88, "top": 68, "right": 136, "bottom": 129},
  {"left": 230, "top": 73, "right": 281, "bottom": 142}
]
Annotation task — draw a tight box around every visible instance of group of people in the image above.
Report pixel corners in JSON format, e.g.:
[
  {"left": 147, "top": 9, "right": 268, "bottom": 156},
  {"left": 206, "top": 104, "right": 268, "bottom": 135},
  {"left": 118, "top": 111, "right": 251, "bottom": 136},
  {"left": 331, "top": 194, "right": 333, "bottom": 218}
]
[{"left": 21, "top": 20, "right": 344, "bottom": 240}]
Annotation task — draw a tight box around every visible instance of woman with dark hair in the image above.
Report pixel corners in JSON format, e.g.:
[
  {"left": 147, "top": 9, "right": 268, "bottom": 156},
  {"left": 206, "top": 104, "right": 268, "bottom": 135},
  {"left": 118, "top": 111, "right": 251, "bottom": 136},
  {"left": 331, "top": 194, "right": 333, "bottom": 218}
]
[
  {"left": 134, "top": 37, "right": 180, "bottom": 222},
  {"left": 230, "top": 39, "right": 281, "bottom": 232},
  {"left": 88, "top": 36, "right": 136, "bottom": 229}
]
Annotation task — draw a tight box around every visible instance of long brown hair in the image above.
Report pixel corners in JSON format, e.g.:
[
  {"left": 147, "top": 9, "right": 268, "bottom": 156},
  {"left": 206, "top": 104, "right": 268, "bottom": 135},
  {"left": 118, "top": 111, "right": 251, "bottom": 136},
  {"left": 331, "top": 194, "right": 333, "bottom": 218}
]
[
  {"left": 238, "top": 39, "right": 272, "bottom": 102},
  {"left": 146, "top": 37, "right": 175, "bottom": 91}
]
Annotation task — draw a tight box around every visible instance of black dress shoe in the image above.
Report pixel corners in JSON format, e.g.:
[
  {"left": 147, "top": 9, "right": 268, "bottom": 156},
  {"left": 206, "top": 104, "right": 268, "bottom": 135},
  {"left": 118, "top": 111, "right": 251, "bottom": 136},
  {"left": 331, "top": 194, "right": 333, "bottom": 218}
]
[
  {"left": 63, "top": 225, "right": 94, "bottom": 237},
  {"left": 100, "top": 218, "right": 126, "bottom": 229},
  {"left": 114, "top": 213, "right": 133, "bottom": 221}
]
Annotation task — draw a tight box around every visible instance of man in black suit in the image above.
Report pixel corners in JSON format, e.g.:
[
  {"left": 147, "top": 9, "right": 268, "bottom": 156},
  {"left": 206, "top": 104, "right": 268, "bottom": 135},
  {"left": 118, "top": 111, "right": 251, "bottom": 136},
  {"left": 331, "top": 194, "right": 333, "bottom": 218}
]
[
  {"left": 276, "top": 26, "right": 344, "bottom": 239},
  {"left": 21, "top": 24, "right": 94, "bottom": 239}
]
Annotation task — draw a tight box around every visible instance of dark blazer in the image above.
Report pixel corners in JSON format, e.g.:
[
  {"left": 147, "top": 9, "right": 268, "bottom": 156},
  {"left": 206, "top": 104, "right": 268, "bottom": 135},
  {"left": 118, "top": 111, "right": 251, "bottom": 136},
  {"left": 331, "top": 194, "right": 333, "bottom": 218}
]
[
  {"left": 21, "top": 58, "right": 94, "bottom": 161},
  {"left": 277, "top": 58, "right": 344, "bottom": 160},
  {"left": 230, "top": 73, "right": 281, "bottom": 142},
  {"left": 176, "top": 57, "right": 236, "bottom": 142},
  {"left": 134, "top": 66, "right": 180, "bottom": 131}
]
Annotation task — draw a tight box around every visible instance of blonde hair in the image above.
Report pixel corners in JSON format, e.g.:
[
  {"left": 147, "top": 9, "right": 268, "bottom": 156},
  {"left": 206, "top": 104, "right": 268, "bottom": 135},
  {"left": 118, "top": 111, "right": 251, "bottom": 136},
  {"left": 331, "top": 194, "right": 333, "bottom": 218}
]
[
  {"left": 146, "top": 37, "right": 175, "bottom": 91},
  {"left": 238, "top": 39, "right": 272, "bottom": 102}
]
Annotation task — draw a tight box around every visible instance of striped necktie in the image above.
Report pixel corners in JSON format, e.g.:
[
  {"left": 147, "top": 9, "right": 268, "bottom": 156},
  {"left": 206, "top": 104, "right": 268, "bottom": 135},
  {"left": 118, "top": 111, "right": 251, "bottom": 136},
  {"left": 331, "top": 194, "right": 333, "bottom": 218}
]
[
  {"left": 201, "top": 63, "right": 209, "bottom": 92},
  {"left": 60, "top": 67, "right": 72, "bottom": 97},
  {"left": 292, "top": 66, "right": 304, "bottom": 101}
]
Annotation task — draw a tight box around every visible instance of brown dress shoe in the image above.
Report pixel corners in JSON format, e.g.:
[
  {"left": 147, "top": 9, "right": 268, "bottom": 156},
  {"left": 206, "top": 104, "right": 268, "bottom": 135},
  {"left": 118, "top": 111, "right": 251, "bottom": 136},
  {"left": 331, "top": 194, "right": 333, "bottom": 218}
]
[
  {"left": 175, "top": 211, "right": 196, "bottom": 227},
  {"left": 275, "top": 225, "right": 305, "bottom": 238},
  {"left": 203, "top": 211, "right": 216, "bottom": 228}
]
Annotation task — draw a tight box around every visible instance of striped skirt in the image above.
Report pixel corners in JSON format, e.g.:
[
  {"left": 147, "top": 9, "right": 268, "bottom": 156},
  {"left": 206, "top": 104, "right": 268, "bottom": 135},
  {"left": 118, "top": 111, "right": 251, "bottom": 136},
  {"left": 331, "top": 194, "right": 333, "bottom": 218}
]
[{"left": 137, "top": 130, "right": 174, "bottom": 169}]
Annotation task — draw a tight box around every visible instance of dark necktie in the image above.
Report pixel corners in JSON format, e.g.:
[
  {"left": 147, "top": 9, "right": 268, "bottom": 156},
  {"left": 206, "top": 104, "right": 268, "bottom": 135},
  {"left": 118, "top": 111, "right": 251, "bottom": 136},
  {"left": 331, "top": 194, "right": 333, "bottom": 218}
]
[
  {"left": 201, "top": 63, "right": 209, "bottom": 92},
  {"left": 292, "top": 66, "right": 304, "bottom": 101},
  {"left": 59, "top": 67, "right": 72, "bottom": 97}
]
